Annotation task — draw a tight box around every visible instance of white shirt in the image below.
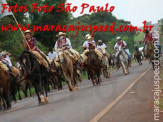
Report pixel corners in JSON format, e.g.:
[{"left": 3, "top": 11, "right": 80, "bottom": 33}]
[
  {"left": 83, "top": 40, "right": 96, "bottom": 49},
  {"left": 114, "top": 40, "right": 127, "bottom": 50},
  {"left": 16, "top": 62, "right": 20, "bottom": 69},
  {"left": 54, "top": 38, "right": 72, "bottom": 52},
  {"left": 48, "top": 51, "right": 57, "bottom": 60},
  {"left": 97, "top": 43, "right": 107, "bottom": 50},
  {"left": 5, "top": 55, "right": 12, "bottom": 66}
]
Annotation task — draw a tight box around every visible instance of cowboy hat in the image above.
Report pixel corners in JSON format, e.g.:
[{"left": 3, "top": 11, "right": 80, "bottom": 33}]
[
  {"left": 98, "top": 40, "right": 102, "bottom": 43},
  {"left": 117, "top": 37, "right": 121, "bottom": 40},
  {"left": 24, "top": 30, "right": 34, "bottom": 36},
  {"left": 1, "top": 50, "right": 8, "bottom": 56},
  {"left": 87, "top": 35, "right": 92, "bottom": 40},
  {"left": 85, "top": 34, "right": 91, "bottom": 39},
  {"left": 56, "top": 32, "right": 67, "bottom": 37}
]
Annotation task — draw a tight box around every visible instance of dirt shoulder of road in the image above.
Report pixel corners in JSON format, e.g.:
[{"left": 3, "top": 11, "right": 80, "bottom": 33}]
[{"left": 99, "top": 66, "right": 163, "bottom": 122}]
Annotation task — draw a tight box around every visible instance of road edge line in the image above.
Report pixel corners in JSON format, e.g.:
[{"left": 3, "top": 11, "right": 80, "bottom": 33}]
[{"left": 90, "top": 66, "right": 152, "bottom": 122}]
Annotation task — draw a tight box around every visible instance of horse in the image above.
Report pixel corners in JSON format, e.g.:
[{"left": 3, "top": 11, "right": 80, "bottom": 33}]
[
  {"left": 85, "top": 48, "right": 102, "bottom": 85},
  {"left": 146, "top": 41, "right": 160, "bottom": 69},
  {"left": 0, "top": 61, "right": 11, "bottom": 109},
  {"left": 57, "top": 49, "right": 77, "bottom": 91},
  {"left": 50, "top": 59, "right": 63, "bottom": 90},
  {"left": 99, "top": 48, "right": 110, "bottom": 78},
  {"left": 19, "top": 50, "right": 48, "bottom": 104},
  {"left": 134, "top": 46, "right": 142, "bottom": 65},
  {"left": 118, "top": 45, "right": 129, "bottom": 75}
]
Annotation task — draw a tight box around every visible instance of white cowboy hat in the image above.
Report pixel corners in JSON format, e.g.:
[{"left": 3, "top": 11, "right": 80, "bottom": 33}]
[
  {"left": 24, "top": 30, "right": 34, "bottom": 36},
  {"left": 117, "top": 37, "right": 121, "bottom": 40},
  {"left": 87, "top": 35, "right": 92, "bottom": 40},
  {"left": 85, "top": 34, "right": 91, "bottom": 39},
  {"left": 56, "top": 32, "right": 67, "bottom": 37}
]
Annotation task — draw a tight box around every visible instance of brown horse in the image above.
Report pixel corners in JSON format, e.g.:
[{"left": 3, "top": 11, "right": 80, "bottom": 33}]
[
  {"left": 85, "top": 48, "right": 102, "bottom": 85},
  {"left": 0, "top": 61, "right": 11, "bottom": 109},
  {"left": 57, "top": 49, "right": 78, "bottom": 91},
  {"left": 134, "top": 46, "right": 142, "bottom": 65}
]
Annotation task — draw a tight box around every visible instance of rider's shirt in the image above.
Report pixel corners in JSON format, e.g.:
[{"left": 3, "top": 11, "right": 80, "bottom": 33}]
[
  {"left": 114, "top": 40, "right": 127, "bottom": 50},
  {"left": 144, "top": 33, "right": 153, "bottom": 43},
  {"left": 54, "top": 38, "right": 72, "bottom": 51},
  {"left": 5, "top": 55, "right": 12, "bottom": 66},
  {"left": 24, "top": 37, "right": 40, "bottom": 53},
  {"left": 97, "top": 43, "right": 107, "bottom": 50},
  {"left": 48, "top": 51, "right": 57, "bottom": 60},
  {"left": 83, "top": 40, "right": 96, "bottom": 49}
]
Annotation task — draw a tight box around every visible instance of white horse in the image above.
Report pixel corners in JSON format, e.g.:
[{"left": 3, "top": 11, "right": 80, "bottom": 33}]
[
  {"left": 99, "top": 48, "right": 110, "bottom": 78},
  {"left": 118, "top": 45, "right": 129, "bottom": 75}
]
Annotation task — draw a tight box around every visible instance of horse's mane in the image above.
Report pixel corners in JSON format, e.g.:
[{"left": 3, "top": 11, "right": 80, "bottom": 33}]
[
  {"left": 19, "top": 50, "right": 38, "bottom": 68},
  {"left": 0, "top": 61, "right": 9, "bottom": 72}
]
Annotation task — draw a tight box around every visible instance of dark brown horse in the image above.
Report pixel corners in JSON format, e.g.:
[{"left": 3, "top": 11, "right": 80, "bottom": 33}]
[
  {"left": 0, "top": 61, "right": 11, "bottom": 109},
  {"left": 19, "top": 50, "right": 49, "bottom": 104},
  {"left": 134, "top": 46, "right": 142, "bottom": 65},
  {"left": 85, "top": 48, "right": 102, "bottom": 85}
]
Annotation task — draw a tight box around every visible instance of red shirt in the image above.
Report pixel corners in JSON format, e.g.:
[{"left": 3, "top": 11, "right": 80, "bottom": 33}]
[
  {"left": 144, "top": 33, "right": 153, "bottom": 42},
  {"left": 26, "top": 37, "right": 40, "bottom": 53}
]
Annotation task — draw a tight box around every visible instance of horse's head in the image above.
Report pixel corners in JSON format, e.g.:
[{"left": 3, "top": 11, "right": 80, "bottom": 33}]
[
  {"left": 19, "top": 52, "right": 32, "bottom": 77},
  {"left": 57, "top": 49, "right": 65, "bottom": 64},
  {"left": 86, "top": 49, "right": 98, "bottom": 64}
]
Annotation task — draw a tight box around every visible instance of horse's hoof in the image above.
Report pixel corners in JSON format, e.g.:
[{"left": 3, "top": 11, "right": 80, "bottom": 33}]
[{"left": 44, "top": 97, "right": 49, "bottom": 103}]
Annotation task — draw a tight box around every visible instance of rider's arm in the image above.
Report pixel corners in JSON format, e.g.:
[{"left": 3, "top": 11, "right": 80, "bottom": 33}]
[
  {"left": 66, "top": 38, "right": 72, "bottom": 49},
  {"left": 54, "top": 41, "right": 58, "bottom": 52}
]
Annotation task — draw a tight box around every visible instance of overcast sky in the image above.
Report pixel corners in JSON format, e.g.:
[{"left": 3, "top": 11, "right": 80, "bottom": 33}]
[{"left": 67, "top": 0, "right": 163, "bottom": 27}]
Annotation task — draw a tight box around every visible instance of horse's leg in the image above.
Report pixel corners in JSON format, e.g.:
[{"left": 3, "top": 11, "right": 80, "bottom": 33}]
[
  {"left": 33, "top": 82, "right": 41, "bottom": 104},
  {"left": 43, "top": 73, "right": 49, "bottom": 103},
  {"left": 17, "top": 85, "right": 22, "bottom": 100},
  {"left": 63, "top": 71, "right": 73, "bottom": 91}
]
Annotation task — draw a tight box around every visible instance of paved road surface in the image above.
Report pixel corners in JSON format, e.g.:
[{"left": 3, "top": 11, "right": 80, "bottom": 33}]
[{"left": 0, "top": 61, "right": 160, "bottom": 122}]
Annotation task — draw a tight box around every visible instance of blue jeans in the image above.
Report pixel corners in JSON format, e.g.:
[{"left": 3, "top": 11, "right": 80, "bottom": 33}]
[
  {"left": 115, "top": 49, "right": 131, "bottom": 63},
  {"left": 2, "top": 60, "right": 12, "bottom": 72}
]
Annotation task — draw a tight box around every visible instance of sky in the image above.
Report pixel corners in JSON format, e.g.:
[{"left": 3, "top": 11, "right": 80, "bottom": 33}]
[{"left": 67, "top": 0, "right": 163, "bottom": 27}]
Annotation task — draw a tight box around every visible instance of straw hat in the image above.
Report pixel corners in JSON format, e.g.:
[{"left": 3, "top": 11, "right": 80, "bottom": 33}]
[
  {"left": 1, "top": 50, "right": 8, "bottom": 56},
  {"left": 85, "top": 34, "right": 91, "bottom": 39},
  {"left": 98, "top": 40, "right": 102, "bottom": 43},
  {"left": 24, "top": 30, "right": 34, "bottom": 36},
  {"left": 87, "top": 35, "right": 92, "bottom": 40},
  {"left": 56, "top": 32, "right": 67, "bottom": 37}
]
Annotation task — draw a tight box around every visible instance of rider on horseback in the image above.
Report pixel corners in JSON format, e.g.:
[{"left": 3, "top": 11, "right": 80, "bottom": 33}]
[
  {"left": 114, "top": 37, "right": 131, "bottom": 69},
  {"left": 23, "top": 30, "right": 53, "bottom": 72},
  {"left": 142, "top": 30, "right": 155, "bottom": 60},
  {"left": 97, "top": 39, "right": 110, "bottom": 61},
  {"left": 0, "top": 53, "right": 15, "bottom": 77},
  {"left": 54, "top": 32, "right": 81, "bottom": 71},
  {"left": 81, "top": 35, "right": 103, "bottom": 64}
]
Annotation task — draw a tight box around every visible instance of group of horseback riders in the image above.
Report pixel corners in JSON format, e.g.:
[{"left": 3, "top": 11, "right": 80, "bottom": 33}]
[
  {"left": 0, "top": 29, "right": 161, "bottom": 79},
  {"left": 0, "top": 29, "right": 161, "bottom": 108}
]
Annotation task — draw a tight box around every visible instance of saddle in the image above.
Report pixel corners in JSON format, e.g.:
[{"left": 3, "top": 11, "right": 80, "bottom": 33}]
[
  {"left": 0, "top": 61, "right": 9, "bottom": 72},
  {"left": 31, "top": 51, "right": 49, "bottom": 69}
]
